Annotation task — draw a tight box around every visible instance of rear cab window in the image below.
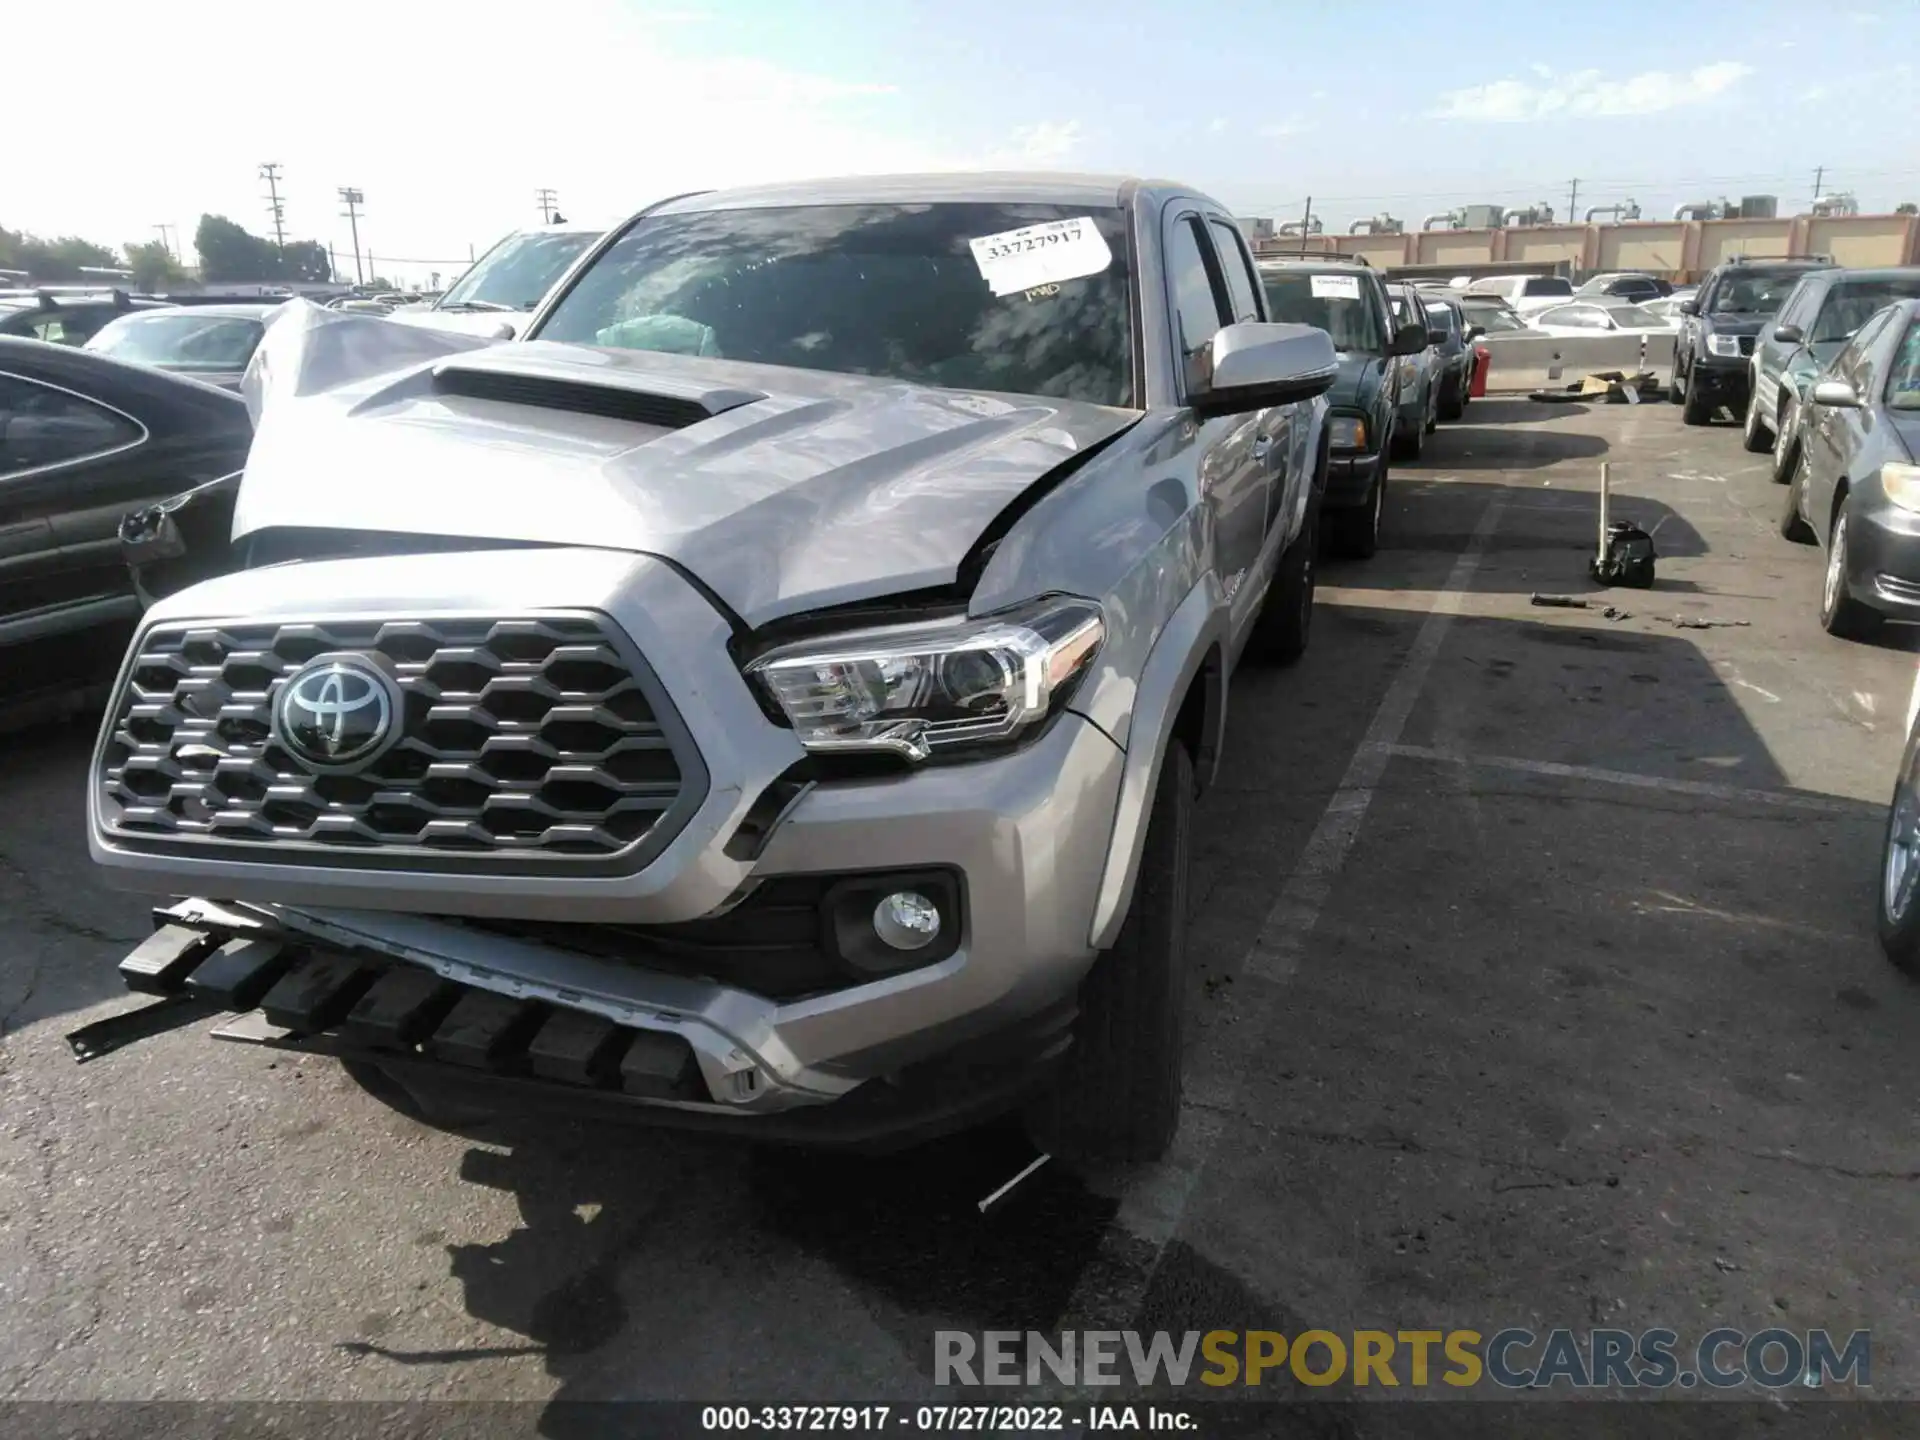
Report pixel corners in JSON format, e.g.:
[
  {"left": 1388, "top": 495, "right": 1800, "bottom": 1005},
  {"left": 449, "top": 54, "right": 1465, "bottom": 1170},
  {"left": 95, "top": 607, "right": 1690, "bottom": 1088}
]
[{"left": 1521, "top": 277, "right": 1574, "bottom": 299}]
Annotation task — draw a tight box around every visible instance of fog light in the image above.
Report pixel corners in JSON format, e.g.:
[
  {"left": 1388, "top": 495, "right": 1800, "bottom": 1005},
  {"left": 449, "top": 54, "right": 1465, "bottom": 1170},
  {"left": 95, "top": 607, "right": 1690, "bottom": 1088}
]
[{"left": 873, "top": 891, "right": 941, "bottom": 951}]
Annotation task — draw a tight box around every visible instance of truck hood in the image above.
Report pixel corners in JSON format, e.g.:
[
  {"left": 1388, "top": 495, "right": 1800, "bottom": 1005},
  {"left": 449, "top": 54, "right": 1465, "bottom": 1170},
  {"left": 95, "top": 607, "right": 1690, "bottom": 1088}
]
[
  {"left": 236, "top": 306, "right": 1141, "bottom": 628},
  {"left": 1325, "top": 351, "right": 1385, "bottom": 411},
  {"left": 385, "top": 307, "right": 531, "bottom": 341}
]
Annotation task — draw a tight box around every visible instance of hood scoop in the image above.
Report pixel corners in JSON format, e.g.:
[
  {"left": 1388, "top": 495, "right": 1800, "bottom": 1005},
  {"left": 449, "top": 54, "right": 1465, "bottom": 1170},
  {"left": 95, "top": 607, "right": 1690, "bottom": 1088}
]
[{"left": 431, "top": 362, "right": 765, "bottom": 431}]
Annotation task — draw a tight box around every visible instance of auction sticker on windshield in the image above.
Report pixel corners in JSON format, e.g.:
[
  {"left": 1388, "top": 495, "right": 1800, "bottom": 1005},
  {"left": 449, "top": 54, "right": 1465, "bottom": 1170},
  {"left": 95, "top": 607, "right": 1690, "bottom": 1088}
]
[
  {"left": 1311, "top": 274, "right": 1361, "bottom": 300},
  {"left": 969, "top": 217, "right": 1113, "bottom": 297}
]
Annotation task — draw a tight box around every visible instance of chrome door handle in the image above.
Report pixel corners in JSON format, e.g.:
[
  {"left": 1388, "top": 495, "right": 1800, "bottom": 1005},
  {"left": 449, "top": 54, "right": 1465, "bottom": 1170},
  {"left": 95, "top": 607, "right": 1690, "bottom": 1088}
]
[{"left": 1251, "top": 434, "right": 1274, "bottom": 461}]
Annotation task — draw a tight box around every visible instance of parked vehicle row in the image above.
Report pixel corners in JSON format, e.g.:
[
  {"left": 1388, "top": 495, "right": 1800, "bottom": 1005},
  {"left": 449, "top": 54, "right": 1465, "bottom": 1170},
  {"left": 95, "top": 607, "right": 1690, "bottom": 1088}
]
[{"left": 1257, "top": 255, "right": 1484, "bottom": 555}]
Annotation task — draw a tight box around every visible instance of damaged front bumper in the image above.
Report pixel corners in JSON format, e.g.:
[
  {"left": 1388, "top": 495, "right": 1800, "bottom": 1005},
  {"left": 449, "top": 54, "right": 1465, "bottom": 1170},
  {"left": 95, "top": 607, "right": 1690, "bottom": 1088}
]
[{"left": 75, "top": 897, "right": 1080, "bottom": 1150}]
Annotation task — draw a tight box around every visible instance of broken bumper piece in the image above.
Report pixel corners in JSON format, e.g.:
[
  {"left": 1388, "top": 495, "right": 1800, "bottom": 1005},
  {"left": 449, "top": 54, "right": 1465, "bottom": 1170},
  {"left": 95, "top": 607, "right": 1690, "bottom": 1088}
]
[{"left": 69, "top": 900, "right": 1073, "bottom": 1151}]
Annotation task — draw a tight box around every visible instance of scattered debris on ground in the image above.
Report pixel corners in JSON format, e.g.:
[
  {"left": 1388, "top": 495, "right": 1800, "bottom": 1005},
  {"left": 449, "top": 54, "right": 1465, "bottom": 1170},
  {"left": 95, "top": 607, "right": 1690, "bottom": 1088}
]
[{"left": 1657, "top": 616, "right": 1753, "bottom": 630}]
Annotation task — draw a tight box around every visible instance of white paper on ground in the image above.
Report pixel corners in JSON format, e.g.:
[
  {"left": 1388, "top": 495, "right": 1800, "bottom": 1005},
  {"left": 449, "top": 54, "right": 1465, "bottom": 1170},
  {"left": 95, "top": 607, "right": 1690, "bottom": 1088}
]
[
  {"left": 1310, "top": 274, "right": 1361, "bottom": 300},
  {"left": 968, "top": 217, "right": 1113, "bottom": 297}
]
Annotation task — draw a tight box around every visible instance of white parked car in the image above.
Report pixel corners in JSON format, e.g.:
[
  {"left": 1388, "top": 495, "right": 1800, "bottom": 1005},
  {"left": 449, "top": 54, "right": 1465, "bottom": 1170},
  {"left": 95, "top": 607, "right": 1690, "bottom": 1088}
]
[
  {"left": 1463, "top": 274, "right": 1577, "bottom": 315},
  {"left": 1525, "top": 299, "right": 1679, "bottom": 338},
  {"left": 387, "top": 224, "right": 603, "bottom": 339}
]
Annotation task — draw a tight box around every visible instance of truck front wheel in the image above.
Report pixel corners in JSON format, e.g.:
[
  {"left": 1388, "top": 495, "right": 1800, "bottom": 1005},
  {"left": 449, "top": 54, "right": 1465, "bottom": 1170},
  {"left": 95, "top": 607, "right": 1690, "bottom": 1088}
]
[{"left": 1027, "top": 740, "right": 1192, "bottom": 1166}]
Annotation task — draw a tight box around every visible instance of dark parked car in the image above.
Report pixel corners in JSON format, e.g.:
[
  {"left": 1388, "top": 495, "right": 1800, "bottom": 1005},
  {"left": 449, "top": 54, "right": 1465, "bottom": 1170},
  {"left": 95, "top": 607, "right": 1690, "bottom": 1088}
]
[
  {"left": 1775, "top": 298, "right": 1920, "bottom": 639},
  {"left": 1259, "top": 255, "right": 1427, "bottom": 556},
  {"left": 0, "top": 288, "right": 174, "bottom": 346},
  {"left": 1420, "top": 293, "right": 1476, "bottom": 421},
  {"left": 0, "top": 338, "right": 251, "bottom": 695},
  {"left": 1671, "top": 257, "right": 1834, "bottom": 426},
  {"left": 1746, "top": 266, "right": 1920, "bottom": 456},
  {"left": 1577, "top": 272, "right": 1672, "bottom": 304},
  {"left": 84, "top": 304, "right": 279, "bottom": 392}
]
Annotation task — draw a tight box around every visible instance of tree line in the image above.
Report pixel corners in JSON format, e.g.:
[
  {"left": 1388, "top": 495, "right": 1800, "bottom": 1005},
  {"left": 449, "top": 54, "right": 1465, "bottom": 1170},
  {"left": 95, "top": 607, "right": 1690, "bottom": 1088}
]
[{"left": 1, "top": 214, "right": 333, "bottom": 291}]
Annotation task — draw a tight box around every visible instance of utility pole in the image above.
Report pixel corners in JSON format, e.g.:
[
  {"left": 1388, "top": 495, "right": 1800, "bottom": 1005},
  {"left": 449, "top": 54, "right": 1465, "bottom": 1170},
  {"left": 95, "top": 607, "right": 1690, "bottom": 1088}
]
[
  {"left": 1813, "top": 166, "right": 1826, "bottom": 203},
  {"left": 536, "top": 187, "right": 559, "bottom": 224},
  {"left": 260, "top": 163, "right": 288, "bottom": 250},
  {"left": 1567, "top": 178, "right": 1579, "bottom": 225},
  {"left": 153, "top": 223, "right": 176, "bottom": 258},
  {"left": 338, "top": 187, "right": 365, "bottom": 286},
  {"left": 1301, "top": 195, "right": 1313, "bottom": 239}
]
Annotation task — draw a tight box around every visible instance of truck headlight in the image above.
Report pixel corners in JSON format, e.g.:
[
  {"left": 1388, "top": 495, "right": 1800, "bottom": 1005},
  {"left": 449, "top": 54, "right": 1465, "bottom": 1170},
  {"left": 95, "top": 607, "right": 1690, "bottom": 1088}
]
[
  {"left": 747, "top": 598, "right": 1105, "bottom": 762},
  {"left": 1328, "top": 415, "right": 1368, "bottom": 452},
  {"left": 1882, "top": 463, "right": 1920, "bottom": 513},
  {"left": 1706, "top": 333, "right": 1741, "bottom": 357}
]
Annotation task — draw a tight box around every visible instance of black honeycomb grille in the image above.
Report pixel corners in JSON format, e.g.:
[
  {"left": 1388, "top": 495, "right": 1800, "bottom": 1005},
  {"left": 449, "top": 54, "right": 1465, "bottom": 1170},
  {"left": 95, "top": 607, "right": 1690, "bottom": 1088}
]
[{"left": 97, "top": 614, "right": 704, "bottom": 872}]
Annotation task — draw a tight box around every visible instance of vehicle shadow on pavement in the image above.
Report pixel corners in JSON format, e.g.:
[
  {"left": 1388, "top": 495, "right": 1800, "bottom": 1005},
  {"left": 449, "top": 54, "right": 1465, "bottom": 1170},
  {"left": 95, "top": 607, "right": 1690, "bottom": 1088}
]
[
  {"left": 0, "top": 719, "right": 152, "bottom": 1037},
  {"left": 1345, "top": 478, "right": 1709, "bottom": 588}
]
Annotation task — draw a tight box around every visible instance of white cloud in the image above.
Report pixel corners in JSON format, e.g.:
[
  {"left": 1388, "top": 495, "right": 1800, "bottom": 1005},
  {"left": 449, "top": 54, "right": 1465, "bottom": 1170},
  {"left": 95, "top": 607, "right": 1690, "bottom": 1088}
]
[
  {"left": 1207, "top": 117, "right": 1229, "bottom": 134},
  {"left": 1432, "top": 61, "right": 1754, "bottom": 122},
  {"left": 1799, "top": 84, "right": 1830, "bottom": 103},
  {"left": 1260, "top": 118, "right": 1315, "bottom": 140},
  {"left": 1003, "top": 120, "right": 1084, "bottom": 165}
]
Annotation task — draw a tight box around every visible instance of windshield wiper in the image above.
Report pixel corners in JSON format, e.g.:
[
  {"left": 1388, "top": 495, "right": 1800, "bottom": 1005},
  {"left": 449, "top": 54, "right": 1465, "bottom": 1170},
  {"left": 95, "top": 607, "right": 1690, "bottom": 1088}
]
[{"left": 437, "top": 299, "right": 513, "bottom": 313}]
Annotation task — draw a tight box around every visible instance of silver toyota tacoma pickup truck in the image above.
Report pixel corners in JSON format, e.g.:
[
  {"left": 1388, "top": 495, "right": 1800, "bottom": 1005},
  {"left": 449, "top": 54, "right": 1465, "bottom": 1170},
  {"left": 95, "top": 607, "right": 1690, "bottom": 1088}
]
[{"left": 81, "top": 173, "right": 1336, "bottom": 1165}]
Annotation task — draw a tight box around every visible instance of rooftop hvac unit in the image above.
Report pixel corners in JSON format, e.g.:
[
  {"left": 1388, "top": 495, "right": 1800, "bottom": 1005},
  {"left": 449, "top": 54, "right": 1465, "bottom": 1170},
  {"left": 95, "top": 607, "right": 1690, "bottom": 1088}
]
[
  {"left": 1738, "top": 194, "right": 1778, "bottom": 219},
  {"left": 1811, "top": 192, "right": 1860, "bottom": 218},
  {"left": 1458, "top": 203, "right": 1504, "bottom": 230},
  {"left": 1239, "top": 217, "right": 1276, "bottom": 241}
]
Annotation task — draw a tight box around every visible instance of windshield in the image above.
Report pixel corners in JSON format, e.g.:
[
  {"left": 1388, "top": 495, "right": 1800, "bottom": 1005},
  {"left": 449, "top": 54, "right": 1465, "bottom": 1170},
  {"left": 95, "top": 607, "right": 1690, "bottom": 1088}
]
[
  {"left": 1889, "top": 319, "right": 1920, "bottom": 409},
  {"left": 86, "top": 313, "right": 264, "bottom": 369},
  {"left": 1607, "top": 303, "right": 1665, "bottom": 328},
  {"left": 1522, "top": 277, "right": 1574, "bottom": 298},
  {"left": 535, "top": 203, "right": 1136, "bottom": 407},
  {"left": 1462, "top": 304, "right": 1528, "bottom": 334},
  {"left": 440, "top": 231, "right": 596, "bottom": 311},
  {"left": 1814, "top": 278, "right": 1920, "bottom": 343},
  {"left": 1261, "top": 270, "right": 1381, "bottom": 353},
  {"left": 1710, "top": 269, "right": 1812, "bottom": 315}
]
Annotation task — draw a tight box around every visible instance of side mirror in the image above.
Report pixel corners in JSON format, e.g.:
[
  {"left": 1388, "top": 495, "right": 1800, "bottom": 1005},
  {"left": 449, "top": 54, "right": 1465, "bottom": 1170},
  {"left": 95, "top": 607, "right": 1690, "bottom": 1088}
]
[
  {"left": 1189, "top": 322, "right": 1337, "bottom": 418},
  {"left": 1773, "top": 323, "right": 1805, "bottom": 345},
  {"left": 1465, "top": 325, "right": 1486, "bottom": 343},
  {"left": 491, "top": 322, "right": 518, "bottom": 341},
  {"left": 1426, "top": 328, "right": 1450, "bottom": 346},
  {"left": 1389, "top": 321, "right": 1428, "bottom": 356},
  {"left": 1811, "top": 378, "right": 1860, "bottom": 408},
  {"left": 1678, "top": 299, "right": 1699, "bottom": 316}
]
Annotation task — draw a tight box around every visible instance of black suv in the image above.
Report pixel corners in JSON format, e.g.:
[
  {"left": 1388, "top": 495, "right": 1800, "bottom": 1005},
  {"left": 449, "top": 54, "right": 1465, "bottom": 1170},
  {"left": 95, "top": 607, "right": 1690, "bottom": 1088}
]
[
  {"left": 1258, "top": 254, "right": 1426, "bottom": 558},
  {"left": 1672, "top": 257, "right": 1834, "bottom": 425}
]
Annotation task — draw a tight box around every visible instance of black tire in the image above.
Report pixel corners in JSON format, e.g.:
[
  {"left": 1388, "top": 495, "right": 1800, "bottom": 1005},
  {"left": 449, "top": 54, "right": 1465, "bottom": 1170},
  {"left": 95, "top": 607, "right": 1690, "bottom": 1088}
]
[
  {"left": 1741, "top": 386, "right": 1773, "bottom": 453},
  {"left": 1392, "top": 410, "right": 1424, "bottom": 461},
  {"left": 1820, "top": 497, "right": 1883, "bottom": 640},
  {"left": 1424, "top": 389, "right": 1438, "bottom": 434},
  {"left": 1247, "top": 498, "right": 1318, "bottom": 665},
  {"left": 1877, "top": 722, "right": 1920, "bottom": 975},
  {"left": 1026, "top": 741, "right": 1192, "bottom": 1166},
  {"left": 1777, "top": 450, "right": 1815, "bottom": 544},
  {"left": 1324, "top": 463, "right": 1384, "bottom": 560},
  {"left": 1682, "top": 382, "right": 1714, "bottom": 426},
  {"left": 1438, "top": 378, "right": 1465, "bottom": 423},
  {"left": 1770, "top": 422, "right": 1800, "bottom": 486},
  {"left": 1668, "top": 356, "right": 1686, "bottom": 404}
]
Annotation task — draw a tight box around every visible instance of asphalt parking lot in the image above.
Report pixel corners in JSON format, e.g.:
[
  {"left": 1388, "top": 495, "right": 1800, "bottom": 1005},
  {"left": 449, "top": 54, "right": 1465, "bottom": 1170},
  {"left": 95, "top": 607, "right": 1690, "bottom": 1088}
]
[{"left": 3, "top": 396, "right": 1918, "bottom": 1423}]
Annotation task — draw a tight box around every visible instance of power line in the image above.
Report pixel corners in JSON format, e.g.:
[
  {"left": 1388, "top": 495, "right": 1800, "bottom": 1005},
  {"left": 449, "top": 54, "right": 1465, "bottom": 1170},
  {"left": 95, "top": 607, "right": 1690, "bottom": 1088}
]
[{"left": 259, "top": 163, "right": 287, "bottom": 250}]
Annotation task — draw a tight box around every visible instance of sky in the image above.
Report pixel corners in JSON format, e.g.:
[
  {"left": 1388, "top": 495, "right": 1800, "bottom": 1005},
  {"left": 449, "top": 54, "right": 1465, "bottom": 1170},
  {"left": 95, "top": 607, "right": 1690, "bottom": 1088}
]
[{"left": 5, "top": 0, "right": 1916, "bottom": 287}]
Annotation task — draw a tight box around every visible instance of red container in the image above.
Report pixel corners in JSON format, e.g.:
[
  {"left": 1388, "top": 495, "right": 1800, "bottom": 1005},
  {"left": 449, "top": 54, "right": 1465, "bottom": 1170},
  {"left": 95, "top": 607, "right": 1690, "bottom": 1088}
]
[{"left": 1470, "top": 344, "right": 1492, "bottom": 399}]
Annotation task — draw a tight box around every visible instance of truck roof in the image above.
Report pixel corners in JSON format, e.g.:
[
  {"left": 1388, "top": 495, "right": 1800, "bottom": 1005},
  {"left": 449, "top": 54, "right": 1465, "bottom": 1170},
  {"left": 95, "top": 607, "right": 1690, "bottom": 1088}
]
[{"left": 650, "top": 171, "right": 1185, "bottom": 214}]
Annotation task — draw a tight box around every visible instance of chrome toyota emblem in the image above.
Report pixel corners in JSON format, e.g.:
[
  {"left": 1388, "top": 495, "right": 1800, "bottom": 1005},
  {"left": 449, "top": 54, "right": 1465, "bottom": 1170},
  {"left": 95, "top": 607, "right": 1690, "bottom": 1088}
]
[{"left": 273, "top": 656, "right": 400, "bottom": 770}]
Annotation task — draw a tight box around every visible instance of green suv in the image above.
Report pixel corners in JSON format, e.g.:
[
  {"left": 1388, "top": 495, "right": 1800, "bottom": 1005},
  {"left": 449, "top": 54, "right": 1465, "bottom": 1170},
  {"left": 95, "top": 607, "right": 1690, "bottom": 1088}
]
[{"left": 1259, "top": 256, "right": 1427, "bottom": 558}]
